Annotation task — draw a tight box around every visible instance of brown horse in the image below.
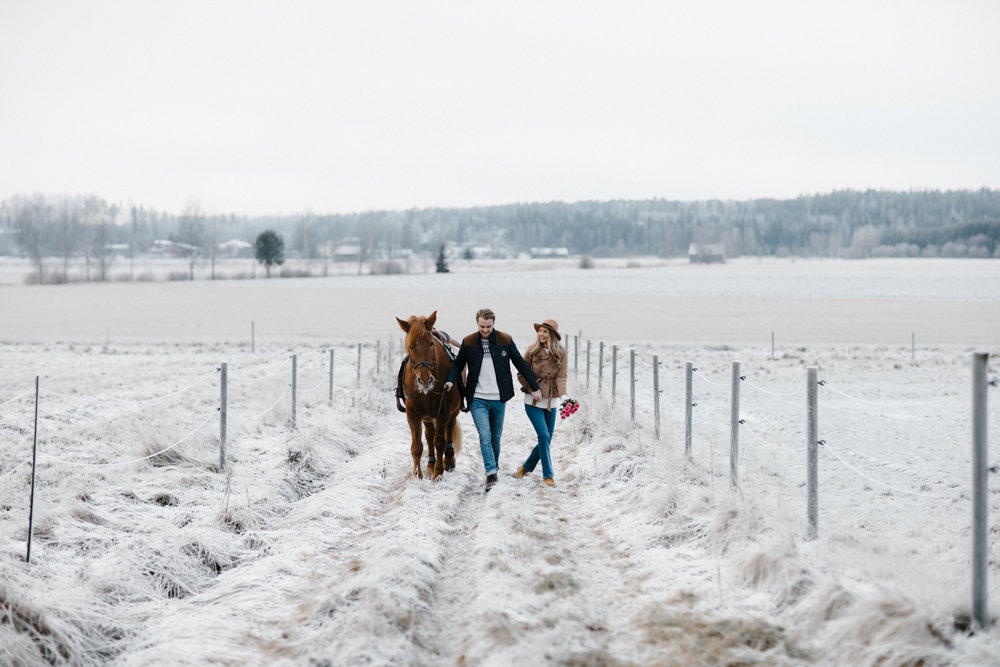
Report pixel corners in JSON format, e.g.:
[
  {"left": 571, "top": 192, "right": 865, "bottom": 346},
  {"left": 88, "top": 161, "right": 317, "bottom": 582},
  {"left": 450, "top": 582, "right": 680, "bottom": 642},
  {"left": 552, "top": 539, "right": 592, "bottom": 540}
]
[{"left": 396, "top": 311, "right": 462, "bottom": 480}]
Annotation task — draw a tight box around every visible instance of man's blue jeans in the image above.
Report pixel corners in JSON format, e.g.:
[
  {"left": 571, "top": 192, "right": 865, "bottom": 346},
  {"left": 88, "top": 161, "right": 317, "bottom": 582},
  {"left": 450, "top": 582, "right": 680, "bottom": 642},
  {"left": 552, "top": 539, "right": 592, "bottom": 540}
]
[
  {"left": 522, "top": 404, "right": 556, "bottom": 479},
  {"left": 469, "top": 398, "right": 505, "bottom": 476}
]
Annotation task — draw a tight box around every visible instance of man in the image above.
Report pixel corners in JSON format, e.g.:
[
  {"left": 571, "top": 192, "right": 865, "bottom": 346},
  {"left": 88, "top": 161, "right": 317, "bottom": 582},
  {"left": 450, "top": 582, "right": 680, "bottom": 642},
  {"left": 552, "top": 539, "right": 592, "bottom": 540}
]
[{"left": 446, "top": 308, "right": 541, "bottom": 492}]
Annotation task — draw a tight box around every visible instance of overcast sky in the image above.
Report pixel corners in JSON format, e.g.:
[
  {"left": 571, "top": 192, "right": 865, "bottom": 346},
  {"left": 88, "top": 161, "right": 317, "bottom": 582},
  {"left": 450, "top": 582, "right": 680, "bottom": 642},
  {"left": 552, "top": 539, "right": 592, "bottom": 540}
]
[{"left": 2, "top": 0, "right": 998, "bottom": 216}]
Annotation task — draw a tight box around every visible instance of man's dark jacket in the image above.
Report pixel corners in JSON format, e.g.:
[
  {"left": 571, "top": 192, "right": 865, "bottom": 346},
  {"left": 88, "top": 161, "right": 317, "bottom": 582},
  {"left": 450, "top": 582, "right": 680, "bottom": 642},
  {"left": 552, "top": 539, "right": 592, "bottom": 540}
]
[{"left": 447, "top": 330, "right": 539, "bottom": 405}]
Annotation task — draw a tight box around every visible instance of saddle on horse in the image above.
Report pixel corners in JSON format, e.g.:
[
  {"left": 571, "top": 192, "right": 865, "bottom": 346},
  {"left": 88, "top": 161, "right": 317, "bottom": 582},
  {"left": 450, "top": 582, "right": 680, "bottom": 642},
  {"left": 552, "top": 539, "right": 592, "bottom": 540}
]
[{"left": 396, "top": 330, "right": 468, "bottom": 413}]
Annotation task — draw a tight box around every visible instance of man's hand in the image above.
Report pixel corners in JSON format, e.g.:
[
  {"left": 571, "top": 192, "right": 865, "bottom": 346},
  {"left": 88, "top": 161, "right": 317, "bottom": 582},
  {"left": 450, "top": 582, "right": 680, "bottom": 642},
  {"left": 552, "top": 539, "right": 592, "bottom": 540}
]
[{"left": 444, "top": 381, "right": 454, "bottom": 391}]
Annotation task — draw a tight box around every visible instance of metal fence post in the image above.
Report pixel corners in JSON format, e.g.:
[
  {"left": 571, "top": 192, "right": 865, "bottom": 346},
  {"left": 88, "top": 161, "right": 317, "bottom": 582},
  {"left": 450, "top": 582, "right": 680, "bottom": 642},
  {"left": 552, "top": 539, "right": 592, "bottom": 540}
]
[
  {"left": 574, "top": 335, "right": 579, "bottom": 381},
  {"left": 685, "top": 361, "right": 693, "bottom": 459},
  {"left": 807, "top": 366, "right": 819, "bottom": 541},
  {"left": 586, "top": 340, "right": 592, "bottom": 390},
  {"left": 220, "top": 362, "right": 228, "bottom": 472},
  {"left": 357, "top": 343, "right": 362, "bottom": 387},
  {"left": 291, "top": 354, "right": 297, "bottom": 430},
  {"left": 329, "top": 348, "right": 335, "bottom": 406},
  {"left": 598, "top": 341, "right": 605, "bottom": 394},
  {"left": 251, "top": 321, "right": 255, "bottom": 353},
  {"left": 972, "top": 352, "right": 990, "bottom": 629},
  {"left": 730, "top": 360, "right": 740, "bottom": 488},
  {"left": 609, "top": 344, "right": 617, "bottom": 404},
  {"left": 653, "top": 355, "right": 661, "bottom": 440},
  {"left": 630, "top": 349, "right": 636, "bottom": 423},
  {"left": 26, "top": 377, "right": 39, "bottom": 564},
  {"left": 376, "top": 340, "right": 381, "bottom": 377}
]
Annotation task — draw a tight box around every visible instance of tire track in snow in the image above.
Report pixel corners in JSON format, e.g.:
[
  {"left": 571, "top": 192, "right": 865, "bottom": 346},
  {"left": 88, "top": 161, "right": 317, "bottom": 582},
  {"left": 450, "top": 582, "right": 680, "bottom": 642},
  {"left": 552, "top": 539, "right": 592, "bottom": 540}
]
[{"left": 401, "top": 414, "right": 657, "bottom": 665}]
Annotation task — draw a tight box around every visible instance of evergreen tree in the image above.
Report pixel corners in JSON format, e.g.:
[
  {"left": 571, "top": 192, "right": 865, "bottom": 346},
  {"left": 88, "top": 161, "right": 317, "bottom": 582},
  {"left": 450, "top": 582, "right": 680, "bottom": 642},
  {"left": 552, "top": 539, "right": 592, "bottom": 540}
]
[
  {"left": 435, "top": 244, "right": 449, "bottom": 273},
  {"left": 255, "top": 229, "right": 285, "bottom": 277}
]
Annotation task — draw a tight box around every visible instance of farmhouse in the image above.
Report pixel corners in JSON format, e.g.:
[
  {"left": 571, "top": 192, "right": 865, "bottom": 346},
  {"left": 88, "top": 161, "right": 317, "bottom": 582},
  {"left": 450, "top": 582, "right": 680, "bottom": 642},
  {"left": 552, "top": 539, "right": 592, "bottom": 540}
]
[
  {"left": 688, "top": 243, "right": 726, "bottom": 264},
  {"left": 530, "top": 247, "right": 570, "bottom": 259}
]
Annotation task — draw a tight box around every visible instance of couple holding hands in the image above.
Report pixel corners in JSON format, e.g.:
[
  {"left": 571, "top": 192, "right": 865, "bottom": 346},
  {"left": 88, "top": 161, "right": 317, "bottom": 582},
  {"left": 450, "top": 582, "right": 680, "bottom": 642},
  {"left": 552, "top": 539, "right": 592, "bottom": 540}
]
[{"left": 445, "top": 308, "right": 568, "bottom": 492}]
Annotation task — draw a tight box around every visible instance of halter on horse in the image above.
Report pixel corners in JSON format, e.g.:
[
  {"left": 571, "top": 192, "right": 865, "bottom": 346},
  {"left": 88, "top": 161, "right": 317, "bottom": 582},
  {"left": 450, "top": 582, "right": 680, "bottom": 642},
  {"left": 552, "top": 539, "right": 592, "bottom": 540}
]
[{"left": 395, "top": 311, "right": 463, "bottom": 480}]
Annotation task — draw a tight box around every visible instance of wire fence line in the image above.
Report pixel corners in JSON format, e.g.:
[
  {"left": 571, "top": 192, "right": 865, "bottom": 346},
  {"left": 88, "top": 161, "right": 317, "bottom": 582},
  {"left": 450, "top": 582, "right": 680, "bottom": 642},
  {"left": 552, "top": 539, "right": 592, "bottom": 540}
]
[
  {"left": 565, "top": 336, "right": 997, "bottom": 516},
  {"left": 0, "top": 341, "right": 394, "bottom": 475},
  {"left": 3, "top": 336, "right": 997, "bottom": 614},
  {"left": 43, "top": 408, "right": 222, "bottom": 469},
  {"left": 38, "top": 367, "right": 221, "bottom": 407}
]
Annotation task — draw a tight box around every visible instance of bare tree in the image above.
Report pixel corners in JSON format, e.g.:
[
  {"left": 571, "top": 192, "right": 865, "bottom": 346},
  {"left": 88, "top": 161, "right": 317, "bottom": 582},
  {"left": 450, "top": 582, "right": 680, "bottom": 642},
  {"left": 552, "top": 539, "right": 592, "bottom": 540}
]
[
  {"left": 13, "top": 195, "right": 52, "bottom": 283},
  {"left": 358, "top": 213, "right": 380, "bottom": 275},
  {"left": 53, "top": 198, "right": 82, "bottom": 279},
  {"left": 209, "top": 214, "right": 218, "bottom": 279},
  {"left": 177, "top": 201, "right": 205, "bottom": 280},
  {"left": 851, "top": 225, "right": 880, "bottom": 259},
  {"left": 93, "top": 203, "right": 117, "bottom": 281},
  {"left": 294, "top": 210, "right": 315, "bottom": 262},
  {"left": 82, "top": 197, "right": 115, "bottom": 281},
  {"left": 129, "top": 205, "right": 138, "bottom": 280}
]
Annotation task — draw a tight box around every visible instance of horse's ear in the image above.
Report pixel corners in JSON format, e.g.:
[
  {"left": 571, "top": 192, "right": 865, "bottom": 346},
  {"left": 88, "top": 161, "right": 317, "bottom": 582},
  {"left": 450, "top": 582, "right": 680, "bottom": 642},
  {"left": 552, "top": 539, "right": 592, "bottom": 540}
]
[
  {"left": 426, "top": 311, "right": 437, "bottom": 329},
  {"left": 397, "top": 317, "right": 410, "bottom": 333}
]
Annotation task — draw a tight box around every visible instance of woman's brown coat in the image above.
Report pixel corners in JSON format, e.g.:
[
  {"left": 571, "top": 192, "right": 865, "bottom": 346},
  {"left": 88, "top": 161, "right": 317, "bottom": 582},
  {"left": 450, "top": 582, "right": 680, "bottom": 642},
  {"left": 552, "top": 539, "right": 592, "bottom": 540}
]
[{"left": 518, "top": 347, "right": 568, "bottom": 407}]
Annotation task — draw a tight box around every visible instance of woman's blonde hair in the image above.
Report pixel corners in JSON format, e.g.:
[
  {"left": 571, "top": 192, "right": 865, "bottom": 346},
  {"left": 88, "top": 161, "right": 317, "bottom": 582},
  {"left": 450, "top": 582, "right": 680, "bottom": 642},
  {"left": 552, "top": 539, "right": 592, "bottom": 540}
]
[{"left": 525, "top": 328, "right": 564, "bottom": 365}]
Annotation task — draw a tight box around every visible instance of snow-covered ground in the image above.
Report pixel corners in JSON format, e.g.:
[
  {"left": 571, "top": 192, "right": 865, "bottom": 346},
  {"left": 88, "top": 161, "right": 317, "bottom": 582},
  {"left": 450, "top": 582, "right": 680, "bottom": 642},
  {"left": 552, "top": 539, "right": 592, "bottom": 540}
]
[
  {"left": 1, "top": 258, "right": 999, "bottom": 665},
  {"left": 3, "top": 257, "right": 999, "bottom": 347}
]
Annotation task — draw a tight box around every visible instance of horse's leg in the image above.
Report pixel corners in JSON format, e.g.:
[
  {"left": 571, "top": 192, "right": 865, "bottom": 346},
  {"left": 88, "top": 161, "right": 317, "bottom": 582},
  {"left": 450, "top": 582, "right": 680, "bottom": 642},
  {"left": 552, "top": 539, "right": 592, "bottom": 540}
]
[
  {"left": 443, "top": 414, "right": 457, "bottom": 471},
  {"left": 431, "top": 423, "right": 447, "bottom": 480},
  {"left": 423, "top": 420, "right": 438, "bottom": 478},
  {"left": 407, "top": 411, "right": 423, "bottom": 479}
]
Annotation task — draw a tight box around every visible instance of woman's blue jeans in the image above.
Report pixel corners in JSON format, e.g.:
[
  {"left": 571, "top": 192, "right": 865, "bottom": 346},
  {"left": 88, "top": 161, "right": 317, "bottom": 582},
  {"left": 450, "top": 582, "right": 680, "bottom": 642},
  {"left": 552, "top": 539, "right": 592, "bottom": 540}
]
[
  {"left": 522, "top": 403, "right": 557, "bottom": 479},
  {"left": 469, "top": 398, "right": 505, "bottom": 476}
]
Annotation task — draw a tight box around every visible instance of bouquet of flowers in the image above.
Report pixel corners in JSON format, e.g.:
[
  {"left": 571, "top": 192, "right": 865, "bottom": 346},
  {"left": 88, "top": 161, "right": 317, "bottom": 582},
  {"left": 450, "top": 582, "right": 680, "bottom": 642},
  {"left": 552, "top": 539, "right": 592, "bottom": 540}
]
[{"left": 559, "top": 398, "right": 579, "bottom": 420}]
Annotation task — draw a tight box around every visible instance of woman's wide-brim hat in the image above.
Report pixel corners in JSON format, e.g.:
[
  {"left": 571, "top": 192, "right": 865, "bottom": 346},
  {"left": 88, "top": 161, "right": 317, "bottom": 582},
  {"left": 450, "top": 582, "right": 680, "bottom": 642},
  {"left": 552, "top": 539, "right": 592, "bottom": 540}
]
[{"left": 533, "top": 319, "right": 561, "bottom": 340}]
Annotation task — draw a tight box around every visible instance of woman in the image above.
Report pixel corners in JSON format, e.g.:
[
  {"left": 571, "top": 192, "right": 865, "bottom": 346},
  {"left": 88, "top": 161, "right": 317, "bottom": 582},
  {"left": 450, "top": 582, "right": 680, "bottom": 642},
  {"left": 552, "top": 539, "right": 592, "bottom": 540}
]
[{"left": 513, "top": 319, "right": 568, "bottom": 487}]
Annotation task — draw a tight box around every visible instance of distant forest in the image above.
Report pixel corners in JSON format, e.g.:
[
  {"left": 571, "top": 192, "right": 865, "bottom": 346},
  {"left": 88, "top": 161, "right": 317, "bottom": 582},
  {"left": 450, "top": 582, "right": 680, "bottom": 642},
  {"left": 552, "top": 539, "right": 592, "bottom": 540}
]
[{"left": 3, "top": 189, "right": 999, "bottom": 280}]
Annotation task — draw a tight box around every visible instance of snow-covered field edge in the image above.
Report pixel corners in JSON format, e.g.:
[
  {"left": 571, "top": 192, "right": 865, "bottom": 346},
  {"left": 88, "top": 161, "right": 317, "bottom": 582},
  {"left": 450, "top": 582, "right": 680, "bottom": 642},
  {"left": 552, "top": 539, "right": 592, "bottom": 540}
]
[{"left": 0, "top": 339, "right": 998, "bottom": 665}]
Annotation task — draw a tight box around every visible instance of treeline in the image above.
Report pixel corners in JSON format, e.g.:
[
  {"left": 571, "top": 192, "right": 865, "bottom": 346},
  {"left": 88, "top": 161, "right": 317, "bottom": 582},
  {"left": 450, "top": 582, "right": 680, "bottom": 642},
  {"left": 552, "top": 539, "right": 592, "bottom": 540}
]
[{"left": 2, "top": 189, "right": 998, "bottom": 282}]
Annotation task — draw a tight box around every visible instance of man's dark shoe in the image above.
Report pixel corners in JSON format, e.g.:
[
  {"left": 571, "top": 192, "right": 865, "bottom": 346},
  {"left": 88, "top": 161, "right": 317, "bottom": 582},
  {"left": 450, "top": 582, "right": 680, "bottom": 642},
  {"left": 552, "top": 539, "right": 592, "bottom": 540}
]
[{"left": 485, "top": 473, "right": 498, "bottom": 492}]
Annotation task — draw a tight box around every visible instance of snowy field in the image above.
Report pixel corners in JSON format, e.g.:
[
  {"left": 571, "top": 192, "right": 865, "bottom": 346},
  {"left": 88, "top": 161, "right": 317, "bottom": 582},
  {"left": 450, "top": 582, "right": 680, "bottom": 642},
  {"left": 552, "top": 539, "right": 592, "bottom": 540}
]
[
  {"left": 1, "top": 258, "right": 1000, "bottom": 665},
  {"left": 2, "top": 256, "right": 1000, "bottom": 347}
]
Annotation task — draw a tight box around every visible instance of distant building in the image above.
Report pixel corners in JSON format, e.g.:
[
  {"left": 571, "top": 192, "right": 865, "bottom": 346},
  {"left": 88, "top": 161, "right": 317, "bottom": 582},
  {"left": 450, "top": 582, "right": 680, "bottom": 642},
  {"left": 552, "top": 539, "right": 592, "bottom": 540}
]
[
  {"left": 332, "top": 243, "right": 362, "bottom": 262},
  {"left": 151, "top": 239, "right": 200, "bottom": 256},
  {"left": 688, "top": 243, "right": 725, "bottom": 264},
  {"left": 218, "top": 238, "right": 253, "bottom": 257},
  {"left": 530, "top": 247, "right": 570, "bottom": 259}
]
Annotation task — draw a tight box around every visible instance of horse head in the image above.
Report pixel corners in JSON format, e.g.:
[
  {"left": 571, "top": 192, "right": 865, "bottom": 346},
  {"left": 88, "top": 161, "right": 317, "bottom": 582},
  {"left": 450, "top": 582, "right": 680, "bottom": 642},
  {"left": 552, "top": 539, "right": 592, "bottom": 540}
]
[{"left": 396, "top": 310, "right": 440, "bottom": 395}]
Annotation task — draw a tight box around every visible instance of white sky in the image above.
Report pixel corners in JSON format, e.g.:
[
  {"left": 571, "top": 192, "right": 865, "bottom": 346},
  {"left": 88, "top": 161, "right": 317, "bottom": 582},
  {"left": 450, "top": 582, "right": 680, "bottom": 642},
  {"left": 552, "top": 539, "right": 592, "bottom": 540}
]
[{"left": 1, "top": 0, "right": 998, "bottom": 216}]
